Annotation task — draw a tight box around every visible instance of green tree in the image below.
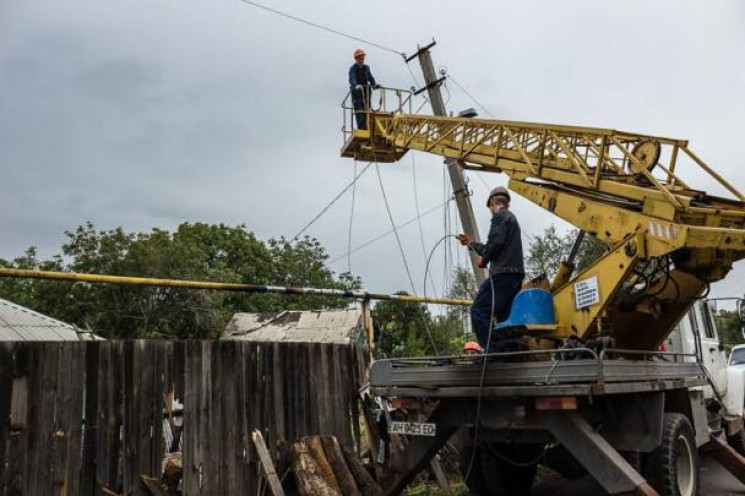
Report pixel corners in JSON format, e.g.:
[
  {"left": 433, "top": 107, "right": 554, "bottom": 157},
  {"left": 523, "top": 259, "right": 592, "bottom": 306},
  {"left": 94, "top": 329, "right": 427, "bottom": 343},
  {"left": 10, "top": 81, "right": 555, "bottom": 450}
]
[
  {"left": 372, "top": 295, "right": 453, "bottom": 358},
  {"left": 0, "top": 222, "right": 360, "bottom": 339},
  {"left": 716, "top": 309, "right": 745, "bottom": 346},
  {"left": 525, "top": 226, "right": 606, "bottom": 279}
]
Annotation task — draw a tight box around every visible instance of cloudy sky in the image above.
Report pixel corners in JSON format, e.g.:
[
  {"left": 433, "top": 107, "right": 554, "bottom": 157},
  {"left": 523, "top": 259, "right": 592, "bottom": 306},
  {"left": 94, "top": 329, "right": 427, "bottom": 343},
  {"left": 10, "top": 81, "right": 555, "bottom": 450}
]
[{"left": 1, "top": 0, "right": 744, "bottom": 306}]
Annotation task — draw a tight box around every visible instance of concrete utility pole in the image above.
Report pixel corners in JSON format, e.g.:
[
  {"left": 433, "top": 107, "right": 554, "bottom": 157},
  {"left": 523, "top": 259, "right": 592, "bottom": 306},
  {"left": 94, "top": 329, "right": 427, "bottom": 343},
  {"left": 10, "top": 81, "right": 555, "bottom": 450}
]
[{"left": 411, "top": 42, "right": 487, "bottom": 285}]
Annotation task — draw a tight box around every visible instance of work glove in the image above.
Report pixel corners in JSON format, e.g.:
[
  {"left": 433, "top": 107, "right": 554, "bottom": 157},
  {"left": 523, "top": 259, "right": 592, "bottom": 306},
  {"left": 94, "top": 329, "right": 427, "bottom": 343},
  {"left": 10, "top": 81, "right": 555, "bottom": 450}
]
[
  {"left": 477, "top": 257, "right": 488, "bottom": 269},
  {"left": 355, "top": 84, "right": 363, "bottom": 91},
  {"left": 456, "top": 234, "right": 472, "bottom": 246},
  {"left": 374, "top": 84, "right": 381, "bottom": 89}
]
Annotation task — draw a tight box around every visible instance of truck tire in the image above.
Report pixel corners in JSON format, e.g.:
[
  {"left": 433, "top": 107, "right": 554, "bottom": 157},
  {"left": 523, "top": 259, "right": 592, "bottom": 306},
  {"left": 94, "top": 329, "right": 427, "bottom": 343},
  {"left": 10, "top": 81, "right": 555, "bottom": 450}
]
[{"left": 648, "top": 413, "right": 699, "bottom": 496}]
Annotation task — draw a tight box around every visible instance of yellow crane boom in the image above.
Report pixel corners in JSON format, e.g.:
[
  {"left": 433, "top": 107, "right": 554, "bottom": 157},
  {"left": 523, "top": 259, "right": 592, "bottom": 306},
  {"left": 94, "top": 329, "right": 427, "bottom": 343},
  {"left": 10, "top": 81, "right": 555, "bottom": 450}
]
[{"left": 341, "top": 92, "right": 745, "bottom": 349}]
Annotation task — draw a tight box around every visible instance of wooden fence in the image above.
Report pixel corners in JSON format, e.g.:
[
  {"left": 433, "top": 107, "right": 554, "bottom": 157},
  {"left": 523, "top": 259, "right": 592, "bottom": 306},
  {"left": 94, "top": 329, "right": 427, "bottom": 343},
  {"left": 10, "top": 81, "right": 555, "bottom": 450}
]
[{"left": 0, "top": 340, "right": 366, "bottom": 496}]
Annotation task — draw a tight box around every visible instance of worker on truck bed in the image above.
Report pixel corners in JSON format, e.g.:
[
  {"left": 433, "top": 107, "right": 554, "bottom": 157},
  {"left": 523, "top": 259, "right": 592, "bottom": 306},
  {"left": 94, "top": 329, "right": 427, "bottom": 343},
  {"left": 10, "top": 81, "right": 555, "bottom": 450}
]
[
  {"left": 349, "top": 48, "right": 379, "bottom": 130},
  {"left": 457, "top": 186, "right": 525, "bottom": 350}
]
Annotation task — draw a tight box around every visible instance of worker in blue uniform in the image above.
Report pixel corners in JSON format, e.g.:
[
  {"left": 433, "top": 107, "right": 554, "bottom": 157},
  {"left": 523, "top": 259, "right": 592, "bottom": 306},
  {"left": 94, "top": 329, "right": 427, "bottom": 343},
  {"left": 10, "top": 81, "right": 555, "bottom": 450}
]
[
  {"left": 457, "top": 186, "right": 525, "bottom": 350},
  {"left": 349, "top": 48, "right": 379, "bottom": 130}
]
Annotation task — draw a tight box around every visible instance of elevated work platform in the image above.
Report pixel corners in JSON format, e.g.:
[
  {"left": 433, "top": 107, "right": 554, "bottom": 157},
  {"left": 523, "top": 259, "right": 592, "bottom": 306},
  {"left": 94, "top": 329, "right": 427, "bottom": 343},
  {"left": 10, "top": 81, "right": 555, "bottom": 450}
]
[{"left": 340, "top": 127, "right": 406, "bottom": 163}]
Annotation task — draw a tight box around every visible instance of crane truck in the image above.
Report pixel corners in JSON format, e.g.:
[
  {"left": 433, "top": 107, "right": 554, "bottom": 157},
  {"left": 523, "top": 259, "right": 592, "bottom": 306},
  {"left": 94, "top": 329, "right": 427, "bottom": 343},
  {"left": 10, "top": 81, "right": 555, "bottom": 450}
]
[{"left": 340, "top": 80, "right": 745, "bottom": 496}]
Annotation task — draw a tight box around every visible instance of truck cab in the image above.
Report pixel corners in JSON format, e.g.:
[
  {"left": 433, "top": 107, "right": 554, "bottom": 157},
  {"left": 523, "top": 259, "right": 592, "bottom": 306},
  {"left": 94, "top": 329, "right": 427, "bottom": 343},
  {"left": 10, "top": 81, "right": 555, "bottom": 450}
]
[{"left": 665, "top": 300, "right": 728, "bottom": 399}]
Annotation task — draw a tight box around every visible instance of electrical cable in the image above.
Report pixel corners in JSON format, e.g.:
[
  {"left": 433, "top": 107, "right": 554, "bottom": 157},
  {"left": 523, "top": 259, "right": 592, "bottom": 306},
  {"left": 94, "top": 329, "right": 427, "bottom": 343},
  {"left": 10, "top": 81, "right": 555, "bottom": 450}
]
[
  {"left": 423, "top": 235, "right": 458, "bottom": 302},
  {"left": 411, "top": 153, "right": 438, "bottom": 297},
  {"left": 347, "top": 161, "right": 358, "bottom": 273},
  {"left": 463, "top": 271, "right": 496, "bottom": 484},
  {"left": 237, "top": 0, "right": 405, "bottom": 57},
  {"left": 375, "top": 164, "right": 417, "bottom": 294},
  {"left": 446, "top": 71, "right": 495, "bottom": 118},
  {"left": 291, "top": 162, "right": 372, "bottom": 241},
  {"left": 328, "top": 198, "right": 452, "bottom": 265}
]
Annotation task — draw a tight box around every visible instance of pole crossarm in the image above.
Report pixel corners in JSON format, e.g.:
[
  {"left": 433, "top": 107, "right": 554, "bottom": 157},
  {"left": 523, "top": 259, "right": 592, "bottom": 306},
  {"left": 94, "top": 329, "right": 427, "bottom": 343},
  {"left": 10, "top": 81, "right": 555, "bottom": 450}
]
[{"left": 0, "top": 268, "right": 473, "bottom": 307}]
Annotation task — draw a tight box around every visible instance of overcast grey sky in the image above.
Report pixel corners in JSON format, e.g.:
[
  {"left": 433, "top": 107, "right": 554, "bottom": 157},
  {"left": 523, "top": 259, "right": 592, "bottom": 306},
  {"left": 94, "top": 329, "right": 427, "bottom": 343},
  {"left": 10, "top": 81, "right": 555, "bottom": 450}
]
[{"left": 1, "top": 0, "right": 744, "bottom": 305}]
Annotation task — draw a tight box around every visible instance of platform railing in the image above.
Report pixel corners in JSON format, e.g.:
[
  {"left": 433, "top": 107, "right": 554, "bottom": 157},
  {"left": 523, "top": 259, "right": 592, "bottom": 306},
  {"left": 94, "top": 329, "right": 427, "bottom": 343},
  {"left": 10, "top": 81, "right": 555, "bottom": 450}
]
[{"left": 341, "top": 85, "right": 413, "bottom": 144}]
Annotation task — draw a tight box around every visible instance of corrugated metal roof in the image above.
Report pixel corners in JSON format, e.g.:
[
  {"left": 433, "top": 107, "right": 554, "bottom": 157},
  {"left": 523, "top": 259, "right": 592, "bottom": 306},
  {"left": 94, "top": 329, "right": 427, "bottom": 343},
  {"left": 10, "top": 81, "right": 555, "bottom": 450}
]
[
  {"left": 0, "top": 297, "right": 102, "bottom": 341},
  {"left": 221, "top": 308, "right": 362, "bottom": 344}
]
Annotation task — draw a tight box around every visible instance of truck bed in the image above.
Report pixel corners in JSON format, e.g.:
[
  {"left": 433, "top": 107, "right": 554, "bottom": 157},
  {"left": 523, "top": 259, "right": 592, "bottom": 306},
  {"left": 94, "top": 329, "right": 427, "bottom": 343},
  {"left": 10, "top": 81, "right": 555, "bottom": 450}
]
[{"left": 370, "top": 348, "right": 708, "bottom": 398}]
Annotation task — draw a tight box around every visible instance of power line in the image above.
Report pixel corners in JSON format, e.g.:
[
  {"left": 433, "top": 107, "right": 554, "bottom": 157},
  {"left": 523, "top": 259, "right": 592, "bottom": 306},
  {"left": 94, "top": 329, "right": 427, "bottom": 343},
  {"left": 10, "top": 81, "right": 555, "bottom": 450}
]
[
  {"left": 411, "top": 153, "right": 438, "bottom": 297},
  {"left": 291, "top": 162, "right": 372, "bottom": 241},
  {"left": 346, "top": 161, "right": 358, "bottom": 273},
  {"left": 446, "top": 71, "right": 495, "bottom": 118},
  {"left": 329, "top": 199, "right": 452, "bottom": 264},
  {"left": 375, "top": 164, "right": 417, "bottom": 293},
  {"left": 237, "top": 0, "right": 405, "bottom": 57}
]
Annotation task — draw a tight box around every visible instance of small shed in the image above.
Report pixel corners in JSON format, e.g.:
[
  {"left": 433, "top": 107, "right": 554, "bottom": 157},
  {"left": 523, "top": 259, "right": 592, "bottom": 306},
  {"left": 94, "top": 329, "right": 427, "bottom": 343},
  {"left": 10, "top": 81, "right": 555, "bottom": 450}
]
[
  {"left": 221, "top": 308, "right": 364, "bottom": 344},
  {"left": 0, "top": 297, "right": 101, "bottom": 341}
]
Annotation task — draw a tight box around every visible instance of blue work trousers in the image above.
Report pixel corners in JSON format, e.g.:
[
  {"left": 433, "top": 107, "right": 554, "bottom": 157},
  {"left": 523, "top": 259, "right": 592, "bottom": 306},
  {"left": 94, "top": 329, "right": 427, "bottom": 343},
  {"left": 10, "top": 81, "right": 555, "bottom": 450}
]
[
  {"left": 352, "top": 87, "right": 371, "bottom": 130},
  {"left": 470, "top": 272, "right": 524, "bottom": 349}
]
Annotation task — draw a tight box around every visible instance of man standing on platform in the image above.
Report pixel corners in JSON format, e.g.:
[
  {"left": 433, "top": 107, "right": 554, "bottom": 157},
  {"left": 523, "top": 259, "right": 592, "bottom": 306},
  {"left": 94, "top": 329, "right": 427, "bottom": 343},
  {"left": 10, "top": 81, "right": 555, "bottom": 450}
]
[{"left": 348, "top": 49, "right": 379, "bottom": 130}]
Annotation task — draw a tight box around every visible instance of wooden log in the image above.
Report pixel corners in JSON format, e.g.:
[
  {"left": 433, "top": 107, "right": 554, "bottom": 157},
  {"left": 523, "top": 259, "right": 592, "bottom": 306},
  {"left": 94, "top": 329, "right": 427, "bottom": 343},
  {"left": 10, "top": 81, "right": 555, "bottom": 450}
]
[
  {"left": 305, "top": 435, "right": 342, "bottom": 494},
  {"left": 291, "top": 440, "right": 341, "bottom": 496},
  {"left": 342, "top": 447, "right": 383, "bottom": 496},
  {"left": 321, "top": 436, "right": 362, "bottom": 496}
]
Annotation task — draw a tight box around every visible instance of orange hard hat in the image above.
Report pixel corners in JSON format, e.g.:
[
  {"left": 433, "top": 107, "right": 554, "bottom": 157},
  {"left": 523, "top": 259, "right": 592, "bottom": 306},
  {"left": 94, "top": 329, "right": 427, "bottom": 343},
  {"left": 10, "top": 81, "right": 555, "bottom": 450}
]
[
  {"left": 487, "top": 186, "right": 511, "bottom": 207},
  {"left": 463, "top": 341, "right": 484, "bottom": 353},
  {"left": 354, "top": 48, "right": 366, "bottom": 59}
]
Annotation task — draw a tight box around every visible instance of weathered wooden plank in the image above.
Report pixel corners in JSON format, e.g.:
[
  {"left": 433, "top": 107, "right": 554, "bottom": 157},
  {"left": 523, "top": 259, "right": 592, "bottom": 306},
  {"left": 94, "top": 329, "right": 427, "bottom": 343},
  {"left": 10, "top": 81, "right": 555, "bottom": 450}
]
[
  {"left": 122, "top": 340, "right": 138, "bottom": 495},
  {"left": 233, "top": 342, "right": 249, "bottom": 495},
  {"left": 334, "top": 344, "right": 352, "bottom": 446},
  {"left": 330, "top": 344, "right": 341, "bottom": 443},
  {"left": 252, "top": 430, "right": 285, "bottom": 496},
  {"left": 216, "top": 340, "right": 230, "bottom": 496},
  {"left": 284, "top": 343, "right": 296, "bottom": 445},
  {"left": 0, "top": 342, "right": 15, "bottom": 496},
  {"left": 264, "top": 343, "right": 276, "bottom": 459},
  {"left": 297, "top": 344, "right": 310, "bottom": 438},
  {"left": 80, "top": 341, "right": 100, "bottom": 496},
  {"left": 272, "top": 342, "right": 286, "bottom": 447},
  {"left": 65, "top": 342, "right": 87, "bottom": 496},
  {"left": 96, "top": 342, "right": 116, "bottom": 495},
  {"left": 151, "top": 341, "right": 167, "bottom": 478},
  {"left": 200, "top": 340, "right": 217, "bottom": 494},
  {"left": 315, "top": 345, "right": 330, "bottom": 436},
  {"left": 134, "top": 340, "right": 155, "bottom": 496},
  {"left": 53, "top": 342, "right": 73, "bottom": 496},
  {"left": 349, "top": 346, "right": 362, "bottom": 453},
  {"left": 247, "top": 342, "right": 260, "bottom": 494},
  {"left": 7, "top": 344, "right": 31, "bottom": 496},
  {"left": 182, "top": 340, "right": 202, "bottom": 495},
  {"left": 31, "top": 342, "right": 59, "bottom": 495}
]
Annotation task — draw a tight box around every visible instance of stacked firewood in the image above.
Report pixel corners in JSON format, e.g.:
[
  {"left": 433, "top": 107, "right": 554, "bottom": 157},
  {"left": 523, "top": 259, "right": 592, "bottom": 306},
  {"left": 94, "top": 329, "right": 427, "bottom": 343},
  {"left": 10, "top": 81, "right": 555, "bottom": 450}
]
[{"left": 290, "top": 435, "right": 383, "bottom": 496}]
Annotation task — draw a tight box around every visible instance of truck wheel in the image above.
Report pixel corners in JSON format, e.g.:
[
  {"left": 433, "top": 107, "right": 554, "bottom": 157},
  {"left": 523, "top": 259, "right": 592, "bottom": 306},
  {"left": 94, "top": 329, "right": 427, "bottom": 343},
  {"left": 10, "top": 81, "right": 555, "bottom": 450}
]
[
  {"left": 648, "top": 413, "right": 699, "bottom": 496},
  {"left": 480, "top": 443, "right": 540, "bottom": 496}
]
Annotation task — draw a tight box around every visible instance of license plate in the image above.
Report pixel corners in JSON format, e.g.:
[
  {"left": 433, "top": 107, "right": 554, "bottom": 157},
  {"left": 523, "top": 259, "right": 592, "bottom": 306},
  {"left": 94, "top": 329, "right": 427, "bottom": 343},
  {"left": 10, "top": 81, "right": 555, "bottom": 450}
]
[{"left": 389, "top": 421, "right": 436, "bottom": 437}]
